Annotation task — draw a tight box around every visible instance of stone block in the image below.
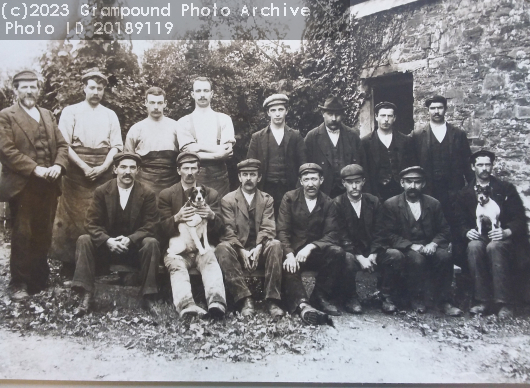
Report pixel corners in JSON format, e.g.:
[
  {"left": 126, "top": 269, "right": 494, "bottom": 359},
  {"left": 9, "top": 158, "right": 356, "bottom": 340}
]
[
  {"left": 419, "top": 35, "right": 431, "bottom": 49},
  {"left": 515, "top": 105, "right": 530, "bottom": 119},
  {"left": 445, "top": 88, "right": 464, "bottom": 105},
  {"left": 482, "top": 73, "right": 505, "bottom": 93},
  {"left": 463, "top": 26, "right": 484, "bottom": 40}
]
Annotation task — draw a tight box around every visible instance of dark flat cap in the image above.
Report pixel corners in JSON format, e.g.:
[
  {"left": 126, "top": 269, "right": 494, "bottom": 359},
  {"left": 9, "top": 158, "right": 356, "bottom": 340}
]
[
  {"left": 470, "top": 149, "right": 495, "bottom": 164},
  {"left": 374, "top": 101, "right": 397, "bottom": 114},
  {"left": 82, "top": 67, "right": 108, "bottom": 85},
  {"left": 299, "top": 163, "right": 323, "bottom": 176},
  {"left": 399, "top": 166, "right": 426, "bottom": 179},
  {"left": 318, "top": 96, "right": 346, "bottom": 112},
  {"left": 263, "top": 94, "right": 289, "bottom": 109},
  {"left": 177, "top": 151, "right": 200, "bottom": 166},
  {"left": 13, "top": 70, "right": 38, "bottom": 83},
  {"left": 113, "top": 151, "right": 141, "bottom": 165},
  {"left": 237, "top": 159, "right": 261, "bottom": 172},
  {"left": 341, "top": 164, "right": 364, "bottom": 179},
  {"left": 425, "top": 95, "right": 447, "bottom": 108}
]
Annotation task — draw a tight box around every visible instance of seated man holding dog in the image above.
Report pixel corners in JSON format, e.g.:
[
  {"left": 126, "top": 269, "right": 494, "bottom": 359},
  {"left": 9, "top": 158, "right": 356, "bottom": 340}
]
[
  {"left": 216, "top": 159, "right": 284, "bottom": 319},
  {"left": 158, "top": 152, "right": 227, "bottom": 319},
  {"left": 277, "top": 163, "right": 344, "bottom": 325},
  {"left": 455, "top": 149, "right": 530, "bottom": 318},
  {"left": 71, "top": 152, "right": 161, "bottom": 316}
]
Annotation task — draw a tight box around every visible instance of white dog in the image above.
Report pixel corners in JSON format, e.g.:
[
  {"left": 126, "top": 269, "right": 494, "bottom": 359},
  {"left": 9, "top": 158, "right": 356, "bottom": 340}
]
[
  {"left": 475, "top": 185, "right": 501, "bottom": 238},
  {"left": 167, "top": 186, "right": 211, "bottom": 257}
]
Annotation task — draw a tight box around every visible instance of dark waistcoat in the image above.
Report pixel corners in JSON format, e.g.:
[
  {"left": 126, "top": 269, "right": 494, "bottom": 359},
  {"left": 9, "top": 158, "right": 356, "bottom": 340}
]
[{"left": 266, "top": 130, "right": 287, "bottom": 183}]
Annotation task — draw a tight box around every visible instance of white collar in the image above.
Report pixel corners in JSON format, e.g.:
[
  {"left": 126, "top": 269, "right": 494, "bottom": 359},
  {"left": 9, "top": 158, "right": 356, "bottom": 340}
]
[
  {"left": 20, "top": 104, "right": 40, "bottom": 122},
  {"left": 242, "top": 190, "right": 255, "bottom": 206}
]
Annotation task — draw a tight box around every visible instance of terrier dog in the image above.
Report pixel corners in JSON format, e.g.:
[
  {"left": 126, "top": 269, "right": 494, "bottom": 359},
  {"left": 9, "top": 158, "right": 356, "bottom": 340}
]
[
  {"left": 475, "top": 185, "right": 501, "bottom": 238},
  {"left": 167, "top": 186, "right": 211, "bottom": 257}
]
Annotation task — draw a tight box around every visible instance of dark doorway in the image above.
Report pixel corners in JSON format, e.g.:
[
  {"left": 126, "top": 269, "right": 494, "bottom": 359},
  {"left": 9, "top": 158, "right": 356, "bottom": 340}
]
[{"left": 371, "top": 73, "right": 414, "bottom": 135}]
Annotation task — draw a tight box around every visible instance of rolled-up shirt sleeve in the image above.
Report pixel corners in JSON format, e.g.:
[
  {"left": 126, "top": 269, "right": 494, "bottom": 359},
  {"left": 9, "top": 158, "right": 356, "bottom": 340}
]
[{"left": 109, "top": 111, "right": 123, "bottom": 151}]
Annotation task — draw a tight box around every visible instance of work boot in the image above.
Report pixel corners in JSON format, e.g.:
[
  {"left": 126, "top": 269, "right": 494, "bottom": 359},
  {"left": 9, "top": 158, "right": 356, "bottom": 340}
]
[
  {"left": 410, "top": 298, "right": 426, "bottom": 314},
  {"left": 344, "top": 297, "right": 363, "bottom": 314},
  {"left": 73, "top": 290, "right": 93, "bottom": 317},
  {"left": 208, "top": 301, "right": 226, "bottom": 319},
  {"left": 497, "top": 305, "right": 514, "bottom": 319},
  {"left": 310, "top": 289, "right": 341, "bottom": 316},
  {"left": 179, "top": 304, "right": 207, "bottom": 319},
  {"left": 299, "top": 304, "right": 333, "bottom": 326},
  {"left": 267, "top": 299, "right": 285, "bottom": 321},
  {"left": 381, "top": 295, "right": 397, "bottom": 314},
  {"left": 441, "top": 302, "right": 463, "bottom": 317},
  {"left": 10, "top": 283, "right": 29, "bottom": 302},
  {"left": 470, "top": 303, "right": 489, "bottom": 315},
  {"left": 142, "top": 294, "right": 159, "bottom": 315},
  {"left": 240, "top": 297, "right": 255, "bottom": 317}
]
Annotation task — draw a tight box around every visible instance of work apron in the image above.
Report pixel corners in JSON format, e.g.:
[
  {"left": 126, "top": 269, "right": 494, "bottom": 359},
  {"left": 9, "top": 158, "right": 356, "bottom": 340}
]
[{"left": 136, "top": 150, "right": 179, "bottom": 196}]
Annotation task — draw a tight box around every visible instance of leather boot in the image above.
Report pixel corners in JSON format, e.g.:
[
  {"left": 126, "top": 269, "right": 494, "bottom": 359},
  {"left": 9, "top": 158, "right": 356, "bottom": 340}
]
[
  {"left": 344, "top": 297, "right": 363, "bottom": 314},
  {"left": 240, "top": 297, "right": 255, "bottom": 317},
  {"left": 267, "top": 299, "right": 285, "bottom": 320},
  {"left": 10, "top": 283, "right": 29, "bottom": 302},
  {"left": 310, "top": 289, "right": 341, "bottom": 316},
  {"left": 74, "top": 290, "right": 93, "bottom": 317},
  {"left": 381, "top": 295, "right": 397, "bottom": 314}
]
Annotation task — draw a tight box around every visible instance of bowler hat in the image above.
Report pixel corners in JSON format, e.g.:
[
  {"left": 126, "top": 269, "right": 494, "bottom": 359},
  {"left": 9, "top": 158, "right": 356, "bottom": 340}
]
[
  {"left": 399, "top": 166, "right": 426, "bottom": 179},
  {"left": 113, "top": 151, "right": 142, "bottom": 166},
  {"left": 341, "top": 164, "right": 364, "bottom": 179},
  {"left": 12, "top": 70, "right": 38, "bottom": 83},
  {"left": 318, "top": 96, "right": 346, "bottom": 112},
  {"left": 470, "top": 149, "right": 495, "bottom": 164},
  {"left": 237, "top": 159, "right": 261, "bottom": 172},
  {"left": 424, "top": 95, "right": 447, "bottom": 108},
  {"left": 81, "top": 67, "right": 108, "bottom": 85},
  {"left": 374, "top": 101, "right": 397, "bottom": 114},
  {"left": 176, "top": 152, "right": 200, "bottom": 166},
  {"left": 263, "top": 94, "right": 289, "bottom": 110},
  {"left": 299, "top": 163, "right": 323, "bottom": 176}
]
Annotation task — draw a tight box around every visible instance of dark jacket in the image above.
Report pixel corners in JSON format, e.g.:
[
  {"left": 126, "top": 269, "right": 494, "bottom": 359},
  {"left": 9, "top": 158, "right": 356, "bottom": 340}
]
[
  {"left": 277, "top": 187, "right": 339, "bottom": 256},
  {"left": 220, "top": 187, "right": 276, "bottom": 249},
  {"left": 454, "top": 176, "right": 530, "bottom": 269},
  {"left": 247, "top": 125, "right": 306, "bottom": 190},
  {"left": 158, "top": 182, "right": 224, "bottom": 246},
  {"left": 305, "top": 122, "right": 366, "bottom": 195},
  {"left": 84, "top": 179, "right": 159, "bottom": 248},
  {"left": 374, "top": 192, "right": 450, "bottom": 252},
  {"left": 0, "top": 103, "right": 69, "bottom": 201},
  {"left": 412, "top": 122, "right": 473, "bottom": 195},
  {"left": 361, "top": 129, "right": 417, "bottom": 198},
  {"left": 333, "top": 192, "right": 381, "bottom": 256}
]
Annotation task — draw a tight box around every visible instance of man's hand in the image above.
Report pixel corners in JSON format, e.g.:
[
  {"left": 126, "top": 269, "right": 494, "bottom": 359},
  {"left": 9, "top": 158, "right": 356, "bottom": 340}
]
[
  {"left": 44, "top": 165, "right": 62, "bottom": 181},
  {"left": 283, "top": 252, "right": 299, "bottom": 273},
  {"left": 222, "top": 143, "right": 234, "bottom": 158},
  {"left": 86, "top": 165, "right": 107, "bottom": 181},
  {"left": 106, "top": 237, "right": 128, "bottom": 254},
  {"left": 295, "top": 244, "right": 315, "bottom": 264},
  {"left": 410, "top": 244, "right": 424, "bottom": 253},
  {"left": 174, "top": 206, "right": 196, "bottom": 223},
  {"left": 195, "top": 204, "right": 215, "bottom": 220},
  {"left": 33, "top": 166, "right": 48, "bottom": 179},
  {"left": 115, "top": 236, "right": 131, "bottom": 249},
  {"left": 356, "top": 254, "right": 375, "bottom": 273},
  {"left": 423, "top": 242, "right": 438, "bottom": 255},
  {"left": 466, "top": 229, "right": 481, "bottom": 241},
  {"left": 238, "top": 248, "right": 251, "bottom": 270},
  {"left": 489, "top": 228, "right": 511, "bottom": 241},
  {"left": 248, "top": 244, "right": 262, "bottom": 272}
]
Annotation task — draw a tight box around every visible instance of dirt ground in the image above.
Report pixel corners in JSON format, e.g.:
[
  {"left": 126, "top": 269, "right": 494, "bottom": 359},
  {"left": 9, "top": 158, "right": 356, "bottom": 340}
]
[{"left": 1, "top": 240, "right": 530, "bottom": 384}]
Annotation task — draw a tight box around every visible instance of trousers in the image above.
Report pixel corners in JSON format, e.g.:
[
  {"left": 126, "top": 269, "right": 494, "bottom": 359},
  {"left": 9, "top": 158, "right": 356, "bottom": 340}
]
[
  {"left": 215, "top": 239, "right": 283, "bottom": 303},
  {"left": 72, "top": 235, "right": 160, "bottom": 296},
  {"left": 164, "top": 249, "right": 226, "bottom": 314}
]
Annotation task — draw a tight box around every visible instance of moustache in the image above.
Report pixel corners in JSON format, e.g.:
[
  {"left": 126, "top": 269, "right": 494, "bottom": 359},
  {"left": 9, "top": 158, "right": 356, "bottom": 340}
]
[{"left": 406, "top": 188, "right": 420, "bottom": 195}]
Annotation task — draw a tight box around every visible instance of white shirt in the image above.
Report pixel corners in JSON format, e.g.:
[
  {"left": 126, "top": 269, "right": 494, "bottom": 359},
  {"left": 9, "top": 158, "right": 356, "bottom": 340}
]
[
  {"left": 270, "top": 126, "right": 285, "bottom": 145},
  {"left": 118, "top": 184, "right": 134, "bottom": 210},
  {"left": 125, "top": 116, "right": 179, "bottom": 156},
  {"left": 377, "top": 130, "right": 393, "bottom": 148},
  {"left": 21, "top": 104, "right": 41, "bottom": 123},
  {"left": 176, "top": 107, "right": 236, "bottom": 148},
  {"left": 242, "top": 191, "right": 255, "bottom": 206},
  {"left": 406, "top": 200, "right": 422, "bottom": 221},
  {"left": 326, "top": 127, "right": 340, "bottom": 147},
  {"left": 430, "top": 122, "right": 447, "bottom": 143},
  {"left": 350, "top": 199, "right": 362, "bottom": 218},
  {"left": 305, "top": 197, "right": 317, "bottom": 213}
]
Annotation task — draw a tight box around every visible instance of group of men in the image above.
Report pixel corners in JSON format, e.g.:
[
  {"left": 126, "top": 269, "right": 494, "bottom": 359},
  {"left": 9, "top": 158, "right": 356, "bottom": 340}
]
[{"left": 0, "top": 68, "right": 528, "bottom": 325}]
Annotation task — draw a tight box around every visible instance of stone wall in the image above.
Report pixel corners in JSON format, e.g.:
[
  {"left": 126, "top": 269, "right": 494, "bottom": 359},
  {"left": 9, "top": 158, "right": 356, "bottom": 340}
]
[{"left": 355, "top": 0, "right": 530, "bottom": 197}]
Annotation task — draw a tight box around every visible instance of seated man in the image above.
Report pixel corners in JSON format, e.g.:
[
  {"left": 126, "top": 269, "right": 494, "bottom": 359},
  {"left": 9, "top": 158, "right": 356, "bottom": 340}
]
[
  {"left": 277, "top": 163, "right": 345, "bottom": 325},
  {"left": 216, "top": 159, "right": 284, "bottom": 319},
  {"left": 455, "top": 149, "right": 530, "bottom": 318},
  {"left": 158, "top": 152, "right": 226, "bottom": 319},
  {"left": 375, "top": 166, "right": 462, "bottom": 316},
  {"left": 333, "top": 164, "right": 381, "bottom": 314},
  {"left": 71, "top": 152, "right": 160, "bottom": 316}
]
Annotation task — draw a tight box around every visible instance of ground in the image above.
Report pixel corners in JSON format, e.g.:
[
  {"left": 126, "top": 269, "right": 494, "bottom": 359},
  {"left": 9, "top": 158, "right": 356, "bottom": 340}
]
[{"left": 1, "top": 237, "right": 530, "bottom": 384}]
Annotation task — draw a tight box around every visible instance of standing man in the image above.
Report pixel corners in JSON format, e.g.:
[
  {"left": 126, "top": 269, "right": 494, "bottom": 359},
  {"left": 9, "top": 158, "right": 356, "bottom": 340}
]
[
  {"left": 376, "top": 166, "right": 462, "bottom": 316},
  {"left": 412, "top": 95, "right": 473, "bottom": 229},
  {"left": 176, "top": 77, "right": 235, "bottom": 199},
  {"left": 278, "top": 163, "right": 344, "bottom": 325},
  {"left": 216, "top": 159, "right": 284, "bottom": 319},
  {"left": 247, "top": 94, "right": 306, "bottom": 216},
  {"left": 51, "top": 68, "right": 123, "bottom": 275},
  {"left": 0, "top": 70, "right": 68, "bottom": 300},
  {"left": 158, "top": 152, "right": 227, "bottom": 319},
  {"left": 333, "top": 165, "right": 382, "bottom": 314},
  {"left": 125, "top": 87, "right": 180, "bottom": 196},
  {"left": 71, "top": 152, "right": 161, "bottom": 316},
  {"left": 305, "top": 96, "right": 366, "bottom": 198},
  {"left": 455, "top": 150, "right": 530, "bottom": 318},
  {"left": 361, "top": 102, "right": 416, "bottom": 201}
]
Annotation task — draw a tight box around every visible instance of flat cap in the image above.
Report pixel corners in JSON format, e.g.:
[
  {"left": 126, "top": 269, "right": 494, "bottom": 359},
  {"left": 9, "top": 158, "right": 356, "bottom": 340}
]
[
  {"left": 176, "top": 151, "right": 200, "bottom": 166},
  {"left": 470, "top": 149, "right": 495, "bottom": 163},
  {"left": 299, "top": 163, "right": 323, "bottom": 176},
  {"left": 374, "top": 101, "right": 397, "bottom": 114},
  {"left": 318, "top": 96, "right": 346, "bottom": 112},
  {"left": 341, "top": 164, "right": 364, "bottom": 179},
  {"left": 13, "top": 70, "right": 38, "bottom": 83},
  {"left": 424, "top": 95, "right": 447, "bottom": 108},
  {"left": 237, "top": 158, "right": 261, "bottom": 172},
  {"left": 81, "top": 67, "right": 108, "bottom": 85},
  {"left": 113, "top": 151, "right": 142, "bottom": 165},
  {"left": 263, "top": 94, "right": 289, "bottom": 109},
  {"left": 399, "top": 166, "right": 426, "bottom": 179}
]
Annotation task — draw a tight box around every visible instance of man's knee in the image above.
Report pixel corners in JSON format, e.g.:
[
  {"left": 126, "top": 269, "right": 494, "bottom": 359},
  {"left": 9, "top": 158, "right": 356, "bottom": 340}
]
[
  {"left": 467, "top": 240, "right": 486, "bottom": 255},
  {"left": 434, "top": 248, "right": 452, "bottom": 264},
  {"left": 164, "top": 253, "right": 187, "bottom": 273},
  {"left": 265, "top": 239, "right": 283, "bottom": 260},
  {"left": 76, "top": 234, "right": 92, "bottom": 247},
  {"left": 406, "top": 250, "right": 426, "bottom": 267},
  {"left": 215, "top": 243, "right": 237, "bottom": 265},
  {"left": 486, "top": 240, "right": 509, "bottom": 255},
  {"left": 141, "top": 237, "right": 159, "bottom": 249},
  {"left": 327, "top": 245, "right": 346, "bottom": 261},
  {"left": 379, "top": 249, "right": 405, "bottom": 267},
  {"left": 344, "top": 252, "right": 361, "bottom": 272}
]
